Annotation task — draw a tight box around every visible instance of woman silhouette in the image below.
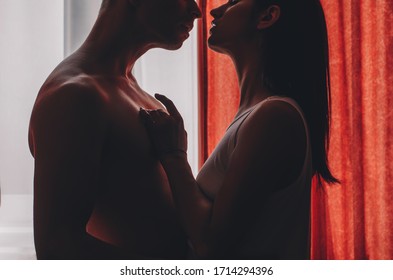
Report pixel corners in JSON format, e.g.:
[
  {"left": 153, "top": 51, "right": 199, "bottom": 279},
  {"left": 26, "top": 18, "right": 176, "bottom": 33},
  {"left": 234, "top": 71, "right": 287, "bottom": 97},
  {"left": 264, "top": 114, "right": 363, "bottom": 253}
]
[{"left": 140, "top": 0, "right": 338, "bottom": 259}]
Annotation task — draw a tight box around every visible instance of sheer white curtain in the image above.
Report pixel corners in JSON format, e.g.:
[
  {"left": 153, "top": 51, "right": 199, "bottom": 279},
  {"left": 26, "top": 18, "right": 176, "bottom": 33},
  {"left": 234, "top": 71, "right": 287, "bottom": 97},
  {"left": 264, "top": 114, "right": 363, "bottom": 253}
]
[
  {"left": 0, "top": 0, "right": 199, "bottom": 259},
  {"left": 0, "top": 0, "right": 64, "bottom": 259}
]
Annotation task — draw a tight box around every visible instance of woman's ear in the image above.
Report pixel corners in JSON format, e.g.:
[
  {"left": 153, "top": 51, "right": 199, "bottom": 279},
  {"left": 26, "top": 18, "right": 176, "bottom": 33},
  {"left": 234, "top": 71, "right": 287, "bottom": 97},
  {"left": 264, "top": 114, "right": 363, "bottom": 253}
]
[{"left": 257, "top": 5, "right": 281, "bottom": 30}]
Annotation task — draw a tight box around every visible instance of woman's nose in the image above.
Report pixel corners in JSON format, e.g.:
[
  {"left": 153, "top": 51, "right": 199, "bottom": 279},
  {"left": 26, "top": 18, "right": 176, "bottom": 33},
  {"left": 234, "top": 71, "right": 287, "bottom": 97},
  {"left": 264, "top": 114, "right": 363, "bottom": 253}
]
[{"left": 210, "top": 6, "right": 222, "bottom": 19}]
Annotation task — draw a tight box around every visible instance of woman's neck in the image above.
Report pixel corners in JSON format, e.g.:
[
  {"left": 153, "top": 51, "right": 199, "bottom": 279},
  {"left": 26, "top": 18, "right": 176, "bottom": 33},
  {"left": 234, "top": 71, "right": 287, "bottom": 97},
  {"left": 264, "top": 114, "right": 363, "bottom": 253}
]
[{"left": 230, "top": 47, "right": 273, "bottom": 114}]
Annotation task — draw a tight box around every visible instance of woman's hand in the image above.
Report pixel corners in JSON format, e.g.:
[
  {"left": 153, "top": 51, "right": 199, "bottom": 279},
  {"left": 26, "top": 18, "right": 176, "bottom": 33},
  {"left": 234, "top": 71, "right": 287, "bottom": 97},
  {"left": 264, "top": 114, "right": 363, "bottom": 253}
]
[{"left": 140, "top": 94, "right": 187, "bottom": 157}]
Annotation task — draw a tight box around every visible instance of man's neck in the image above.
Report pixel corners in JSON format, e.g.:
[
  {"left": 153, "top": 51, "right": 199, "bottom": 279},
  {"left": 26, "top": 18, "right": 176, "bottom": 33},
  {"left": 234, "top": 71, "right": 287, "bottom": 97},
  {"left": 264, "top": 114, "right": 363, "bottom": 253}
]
[{"left": 75, "top": 5, "right": 153, "bottom": 80}]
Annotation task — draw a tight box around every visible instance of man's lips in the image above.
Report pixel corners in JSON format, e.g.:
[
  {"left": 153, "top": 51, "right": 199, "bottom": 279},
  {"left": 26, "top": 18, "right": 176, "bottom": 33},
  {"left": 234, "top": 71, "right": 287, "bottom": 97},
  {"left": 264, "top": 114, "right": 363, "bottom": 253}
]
[{"left": 180, "top": 23, "right": 193, "bottom": 33}]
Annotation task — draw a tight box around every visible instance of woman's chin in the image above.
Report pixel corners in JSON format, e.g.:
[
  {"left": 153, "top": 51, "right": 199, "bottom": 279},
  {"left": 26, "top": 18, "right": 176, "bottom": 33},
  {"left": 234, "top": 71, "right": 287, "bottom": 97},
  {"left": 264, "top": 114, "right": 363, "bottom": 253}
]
[
  {"left": 207, "top": 39, "right": 226, "bottom": 54},
  {"left": 207, "top": 37, "right": 217, "bottom": 49}
]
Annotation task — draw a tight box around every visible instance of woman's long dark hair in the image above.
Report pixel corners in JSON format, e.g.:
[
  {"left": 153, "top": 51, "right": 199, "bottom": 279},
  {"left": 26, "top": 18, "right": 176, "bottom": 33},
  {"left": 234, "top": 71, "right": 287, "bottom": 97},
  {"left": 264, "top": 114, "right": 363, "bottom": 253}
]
[{"left": 255, "top": 0, "right": 339, "bottom": 184}]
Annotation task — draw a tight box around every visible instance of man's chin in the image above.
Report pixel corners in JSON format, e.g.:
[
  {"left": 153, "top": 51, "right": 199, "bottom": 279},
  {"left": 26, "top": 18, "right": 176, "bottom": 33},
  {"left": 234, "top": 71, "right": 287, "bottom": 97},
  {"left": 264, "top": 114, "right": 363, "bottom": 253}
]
[
  {"left": 168, "top": 42, "right": 184, "bottom": 50},
  {"left": 161, "top": 40, "right": 184, "bottom": 51}
]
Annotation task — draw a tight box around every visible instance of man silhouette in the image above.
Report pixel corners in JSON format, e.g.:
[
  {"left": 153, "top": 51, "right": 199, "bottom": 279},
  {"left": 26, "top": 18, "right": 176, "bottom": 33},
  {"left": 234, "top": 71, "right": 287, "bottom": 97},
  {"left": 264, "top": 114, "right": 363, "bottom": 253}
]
[{"left": 28, "top": 0, "right": 201, "bottom": 259}]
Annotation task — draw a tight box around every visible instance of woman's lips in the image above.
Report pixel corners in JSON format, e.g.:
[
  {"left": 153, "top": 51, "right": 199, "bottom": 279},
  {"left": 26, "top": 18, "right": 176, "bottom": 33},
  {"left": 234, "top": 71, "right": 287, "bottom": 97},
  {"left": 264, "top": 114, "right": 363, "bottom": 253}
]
[{"left": 210, "top": 21, "right": 217, "bottom": 34}]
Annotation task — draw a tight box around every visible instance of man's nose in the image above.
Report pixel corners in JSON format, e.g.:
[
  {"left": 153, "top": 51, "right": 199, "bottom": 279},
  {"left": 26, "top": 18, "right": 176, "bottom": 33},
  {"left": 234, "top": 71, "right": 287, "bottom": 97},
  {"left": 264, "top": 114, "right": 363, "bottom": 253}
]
[{"left": 190, "top": 1, "right": 202, "bottom": 19}]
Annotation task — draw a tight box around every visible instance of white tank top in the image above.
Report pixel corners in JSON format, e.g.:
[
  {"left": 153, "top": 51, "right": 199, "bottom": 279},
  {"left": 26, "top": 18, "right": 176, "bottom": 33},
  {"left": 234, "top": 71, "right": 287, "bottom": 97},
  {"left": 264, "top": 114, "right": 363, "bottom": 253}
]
[{"left": 196, "top": 96, "right": 312, "bottom": 259}]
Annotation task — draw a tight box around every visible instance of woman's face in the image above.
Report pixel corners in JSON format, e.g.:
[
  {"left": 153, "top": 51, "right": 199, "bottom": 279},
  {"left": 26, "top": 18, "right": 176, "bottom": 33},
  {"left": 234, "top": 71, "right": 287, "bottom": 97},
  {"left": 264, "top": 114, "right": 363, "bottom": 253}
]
[
  {"left": 208, "top": 0, "right": 258, "bottom": 54},
  {"left": 138, "top": 0, "right": 202, "bottom": 50}
]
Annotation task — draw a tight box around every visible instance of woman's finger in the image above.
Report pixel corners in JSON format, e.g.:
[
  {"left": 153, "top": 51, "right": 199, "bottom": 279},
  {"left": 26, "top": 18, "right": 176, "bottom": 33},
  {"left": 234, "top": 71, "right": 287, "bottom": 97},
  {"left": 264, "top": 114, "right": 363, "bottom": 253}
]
[
  {"left": 139, "top": 108, "right": 151, "bottom": 121},
  {"left": 154, "top": 94, "right": 181, "bottom": 119},
  {"left": 140, "top": 108, "right": 157, "bottom": 127},
  {"left": 155, "top": 109, "right": 168, "bottom": 116},
  {"left": 149, "top": 109, "right": 170, "bottom": 123}
]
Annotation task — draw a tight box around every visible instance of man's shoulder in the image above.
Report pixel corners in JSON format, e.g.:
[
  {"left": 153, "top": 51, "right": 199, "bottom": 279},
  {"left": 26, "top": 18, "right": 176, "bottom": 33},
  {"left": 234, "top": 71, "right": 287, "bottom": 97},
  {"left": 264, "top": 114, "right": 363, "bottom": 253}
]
[
  {"left": 30, "top": 73, "right": 111, "bottom": 135},
  {"left": 29, "top": 73, "right": 111, "bottom": 155},
  {"left": 37, "top": 72, "right": 109, "bottom": 109}
]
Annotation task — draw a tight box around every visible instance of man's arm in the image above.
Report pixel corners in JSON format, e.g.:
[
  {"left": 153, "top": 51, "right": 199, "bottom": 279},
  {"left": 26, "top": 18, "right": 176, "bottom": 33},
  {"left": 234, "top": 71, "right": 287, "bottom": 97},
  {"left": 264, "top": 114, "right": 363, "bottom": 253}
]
[{"left": 30, "top": 83, "right": 129, "bottom": 259}]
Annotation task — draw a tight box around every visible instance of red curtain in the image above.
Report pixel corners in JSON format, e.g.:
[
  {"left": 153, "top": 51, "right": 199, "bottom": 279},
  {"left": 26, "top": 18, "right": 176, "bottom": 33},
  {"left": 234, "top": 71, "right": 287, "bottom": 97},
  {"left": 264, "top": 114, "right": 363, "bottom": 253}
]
[{"left": 198, "top": 0, "right": 393, "bottom": 259}]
